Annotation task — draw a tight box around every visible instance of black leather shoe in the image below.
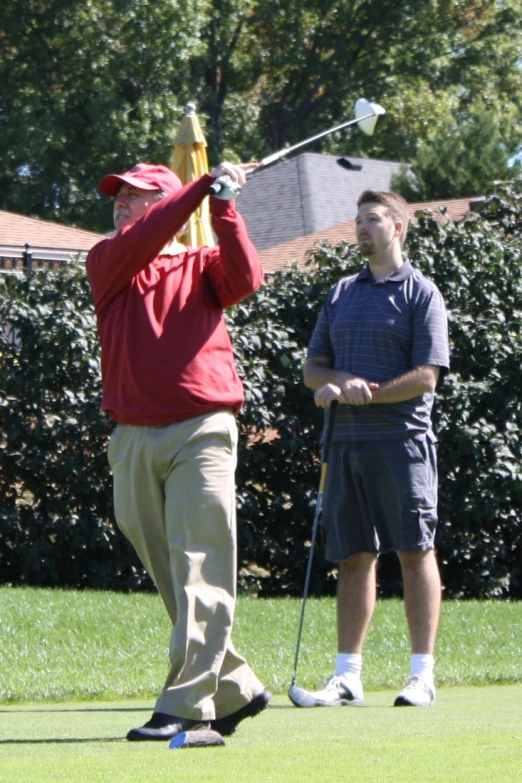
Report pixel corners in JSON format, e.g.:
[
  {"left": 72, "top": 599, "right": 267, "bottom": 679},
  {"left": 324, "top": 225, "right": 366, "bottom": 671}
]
[
  {"left": 210, "top": 690, "right": 272, "bottom": 736},
  {"left": 127, "top": 712, "right": 210, "bottom": 741}
]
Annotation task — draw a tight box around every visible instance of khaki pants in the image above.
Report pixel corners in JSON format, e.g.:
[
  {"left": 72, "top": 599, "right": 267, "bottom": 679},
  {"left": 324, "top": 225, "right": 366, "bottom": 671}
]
[{"left": 108, "top": 410, "right": 263, "bottom": 720}]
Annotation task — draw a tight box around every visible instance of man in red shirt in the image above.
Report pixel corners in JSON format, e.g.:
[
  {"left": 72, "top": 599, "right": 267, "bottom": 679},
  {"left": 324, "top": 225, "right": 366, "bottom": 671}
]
[{"left": 87, "top": 160, "right": 270, "bottom": 742}]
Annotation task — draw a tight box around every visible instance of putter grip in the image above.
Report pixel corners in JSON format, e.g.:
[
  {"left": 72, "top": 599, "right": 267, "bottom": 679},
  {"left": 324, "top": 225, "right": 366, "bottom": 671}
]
[{"left": 324, "top": 400, "right": 338, "bottom": 456}]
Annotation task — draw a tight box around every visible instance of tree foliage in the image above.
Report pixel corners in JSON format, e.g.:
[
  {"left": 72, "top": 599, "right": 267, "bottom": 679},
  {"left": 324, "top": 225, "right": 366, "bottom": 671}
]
[
  {"left": 0, "top": 0, "right": 206, "bottom": 231},
  {"left": 1, "top": 182, "right": 522, "bottom": 598},
  {"left": 392, "top": 101, "right": 521, "bottom": 201},
  {"left": 0, "top": 0, "right": 521, "bottom": 230}
]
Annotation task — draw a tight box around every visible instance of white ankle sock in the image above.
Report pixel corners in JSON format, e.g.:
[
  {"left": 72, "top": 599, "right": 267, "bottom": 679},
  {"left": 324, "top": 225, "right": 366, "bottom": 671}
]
[
  {"left": 335, "top": 653, "right": 362, "bottom": 681},
  {"left": 411, "top": 654, "right": 434, "bottom": 687}
]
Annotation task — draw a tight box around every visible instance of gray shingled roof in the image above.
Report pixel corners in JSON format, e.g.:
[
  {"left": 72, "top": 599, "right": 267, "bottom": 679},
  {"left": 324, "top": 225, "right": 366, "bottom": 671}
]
[{"left": 236, "top": 152, "right": 406, "bottom": 251}]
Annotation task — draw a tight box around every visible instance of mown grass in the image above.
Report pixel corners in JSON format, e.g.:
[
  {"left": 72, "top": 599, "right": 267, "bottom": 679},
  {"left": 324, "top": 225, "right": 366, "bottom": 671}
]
[
  {"left": 0, "top": 587, "right": 521, "bottom": 703},
  {"left": 1, "top": 689, "right": 522, "bottom": 783},
  {"left": 1, "top": 588, "right": 521, "bottom": 783}
]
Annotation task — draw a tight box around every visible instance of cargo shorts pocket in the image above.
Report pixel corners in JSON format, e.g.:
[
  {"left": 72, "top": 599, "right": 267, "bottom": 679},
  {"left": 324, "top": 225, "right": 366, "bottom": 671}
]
[{"left": 401, "top": 489, "right": 438, "bottom": 549}]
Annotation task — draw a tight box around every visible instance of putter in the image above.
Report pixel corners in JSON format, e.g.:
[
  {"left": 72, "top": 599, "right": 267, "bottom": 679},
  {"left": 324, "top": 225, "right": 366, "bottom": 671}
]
[
  {"left": 288, "top": 400, "right": 338, "bottom": 706},
  {"left": 210, "top": 98, "right": 386, "bottom": 198}
]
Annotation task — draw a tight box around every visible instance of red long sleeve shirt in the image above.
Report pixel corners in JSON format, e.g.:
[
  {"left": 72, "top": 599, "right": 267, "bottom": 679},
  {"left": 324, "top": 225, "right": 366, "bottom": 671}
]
[{"left": 86, "top": 174, "right": 264, "bottom": 425}]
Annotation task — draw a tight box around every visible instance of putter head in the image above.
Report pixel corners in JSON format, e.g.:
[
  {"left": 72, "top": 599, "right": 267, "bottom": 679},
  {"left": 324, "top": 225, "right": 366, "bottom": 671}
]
[
  {"left": 288, "top": 683, "right": 317, "bottom": 708},
  {"left": 355, "top": 98, "right": 386, "bottom": 136}
]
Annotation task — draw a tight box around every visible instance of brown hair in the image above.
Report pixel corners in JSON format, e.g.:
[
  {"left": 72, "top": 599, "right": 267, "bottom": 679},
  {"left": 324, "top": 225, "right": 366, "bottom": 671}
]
[{"left": 357, "top": 190, "right": 410, "bottom": 247}]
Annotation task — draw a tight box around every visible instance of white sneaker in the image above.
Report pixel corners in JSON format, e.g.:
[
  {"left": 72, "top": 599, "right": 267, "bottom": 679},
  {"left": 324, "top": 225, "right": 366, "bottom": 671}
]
[
  {"left": 394, "top": 675, "right": 436, "bottom": 707},
  {"left": 288, "top": 675, "right": 364, "bottom": 708}
]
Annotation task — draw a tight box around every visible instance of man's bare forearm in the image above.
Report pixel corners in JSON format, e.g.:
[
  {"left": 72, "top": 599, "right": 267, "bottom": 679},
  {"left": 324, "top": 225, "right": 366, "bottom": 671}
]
[
  {"left": 370, "top": 365, "right": 440, "bottom": 404},
  {"left": 305, "top": 359, "right": 440, "bottom": 408},
  {"left": 303, "top": 358, "right": 356, "bottom": 391}
]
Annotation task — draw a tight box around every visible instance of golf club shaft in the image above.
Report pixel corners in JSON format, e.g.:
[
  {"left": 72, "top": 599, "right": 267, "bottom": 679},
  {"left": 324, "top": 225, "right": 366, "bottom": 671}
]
[
  {"left": 290, "top": 400, "right": 338, "bottom": 685},
  {"left": 211, "top": 98, "right": 385, "bottom": 198},
  {"left": 258, "top": 113, "right": 375, "bottom": 168},
  {"left": 210, "top": 111, "right": 377, "bottom": 198}
]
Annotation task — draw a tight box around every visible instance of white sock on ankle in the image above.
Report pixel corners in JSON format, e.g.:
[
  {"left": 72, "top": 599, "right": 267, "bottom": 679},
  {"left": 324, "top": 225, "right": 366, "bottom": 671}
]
[
  {"left": 335, "top": 653, "right": 362, "bottom": 680},
  {"left": 411, "top": 654, "right": 434, "bottom": 688}
]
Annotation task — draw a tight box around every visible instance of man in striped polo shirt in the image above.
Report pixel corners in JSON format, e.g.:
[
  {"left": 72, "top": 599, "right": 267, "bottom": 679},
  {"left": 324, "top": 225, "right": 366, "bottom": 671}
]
[{"left": 294, "top": 190, "right": 449, "bottom": 708}]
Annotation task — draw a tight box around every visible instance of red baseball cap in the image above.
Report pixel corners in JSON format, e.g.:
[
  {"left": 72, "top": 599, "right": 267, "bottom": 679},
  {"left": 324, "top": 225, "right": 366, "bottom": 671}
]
[{"left": 98, "top": 163, "right": 183, "bottom": 197}]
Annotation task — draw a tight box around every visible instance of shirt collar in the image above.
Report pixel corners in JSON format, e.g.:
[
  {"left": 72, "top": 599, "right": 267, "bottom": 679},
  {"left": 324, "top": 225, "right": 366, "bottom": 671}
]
[{"left": 356, "top": 259, "right": 413, "bottom": 283}]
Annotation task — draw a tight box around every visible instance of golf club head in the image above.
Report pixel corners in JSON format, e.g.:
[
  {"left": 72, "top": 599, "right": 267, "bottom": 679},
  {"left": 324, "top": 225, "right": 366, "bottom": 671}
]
[
  {"left": 355, "top": 98, "right": 386, "bottom": 136},
  {"left": 288, "top": 683, "right": 317, "bottom": 708}
]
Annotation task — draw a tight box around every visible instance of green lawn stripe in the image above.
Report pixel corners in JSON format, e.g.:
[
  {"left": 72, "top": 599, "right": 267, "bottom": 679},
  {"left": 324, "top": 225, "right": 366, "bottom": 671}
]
[{"left": 1, "top": 589, "right": 521, "bottom": 703}]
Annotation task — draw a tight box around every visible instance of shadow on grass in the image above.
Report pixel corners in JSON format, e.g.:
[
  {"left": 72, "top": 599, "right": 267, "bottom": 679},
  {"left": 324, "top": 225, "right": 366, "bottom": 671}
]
[
  {"left": 0, "top": 707, "right": 150, "bottom": 713},
  {"left": 0, "top": 705, "right": 294, "bottom": 714},
  {"left": 0, "top": 737, "right": 124, "bottom": 744}
]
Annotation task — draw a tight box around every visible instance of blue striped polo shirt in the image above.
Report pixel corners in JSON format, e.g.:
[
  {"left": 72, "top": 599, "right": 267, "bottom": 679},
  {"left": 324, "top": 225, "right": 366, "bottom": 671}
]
[{"left": 307, "top": 260, "right": 450, "bottom": 441}]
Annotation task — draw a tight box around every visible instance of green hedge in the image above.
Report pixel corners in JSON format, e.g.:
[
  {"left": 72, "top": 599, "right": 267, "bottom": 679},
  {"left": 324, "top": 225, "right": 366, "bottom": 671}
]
[{"left": 1, "top": 183, "right": 521, "bottom": 597}]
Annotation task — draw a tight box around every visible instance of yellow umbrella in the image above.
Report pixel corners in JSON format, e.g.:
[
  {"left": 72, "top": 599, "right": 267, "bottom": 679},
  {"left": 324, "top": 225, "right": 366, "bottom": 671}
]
[{"left": 171, "top": 103, "right": 215, "bottom": 247}]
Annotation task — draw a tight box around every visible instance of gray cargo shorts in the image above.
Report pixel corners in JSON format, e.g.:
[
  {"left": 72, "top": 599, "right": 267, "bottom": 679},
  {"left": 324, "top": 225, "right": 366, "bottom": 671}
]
[{"left": 322, "top": 433, "right": 438, "bottom": 562}]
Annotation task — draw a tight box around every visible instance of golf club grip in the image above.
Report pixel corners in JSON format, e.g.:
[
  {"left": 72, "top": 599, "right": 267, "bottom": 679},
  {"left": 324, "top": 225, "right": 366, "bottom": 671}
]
[{"left": 324, "top": 399, "right": 338, "bottom": 448}]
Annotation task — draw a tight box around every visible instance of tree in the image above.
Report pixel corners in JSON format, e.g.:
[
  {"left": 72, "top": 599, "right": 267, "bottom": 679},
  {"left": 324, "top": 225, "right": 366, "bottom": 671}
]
[
  {"left": 0, "top": 0, "right": 207, "bottom": 231},
  {"left": 200, "top": 0, "right": 522, "bottom": 164},
  {"left": 0, "top": 0, "right": 521, "bottom": 230},
  {"left": 391, "top": 102, "right": 521, "bottom": 201}
]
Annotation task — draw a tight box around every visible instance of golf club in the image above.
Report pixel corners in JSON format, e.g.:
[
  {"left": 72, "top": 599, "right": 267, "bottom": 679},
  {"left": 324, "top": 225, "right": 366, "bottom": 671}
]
[
  {"left": 288, "top": 400, "right": 338, "bottom": 706},
  {"left": 210, "top": 98, "right": 386, "bottom": 198}
]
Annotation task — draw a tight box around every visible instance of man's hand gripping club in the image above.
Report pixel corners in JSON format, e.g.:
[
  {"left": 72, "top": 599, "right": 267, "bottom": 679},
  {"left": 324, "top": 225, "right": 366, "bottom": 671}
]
[{"left": 314, "top": 377, "right": 379, "bottom": 409}]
